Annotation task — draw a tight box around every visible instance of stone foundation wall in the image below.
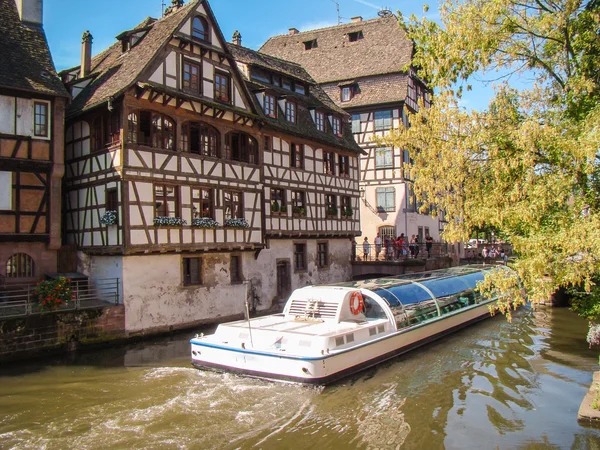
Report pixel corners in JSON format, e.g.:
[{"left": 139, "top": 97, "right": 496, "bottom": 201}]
[{"left": 0, "top": 305, "right": 125, "bottom": 363}]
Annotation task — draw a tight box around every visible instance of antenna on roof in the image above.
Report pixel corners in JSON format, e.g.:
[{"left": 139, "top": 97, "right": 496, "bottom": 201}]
[
  {"left": 330, "top": 0, "right": 341, "bottom": 25},
  {"left": 378, "top": 7, "right": 394, "bottom": 17},
  {"left": 161, "top": 0, "right": 166, "bottom": 16}
]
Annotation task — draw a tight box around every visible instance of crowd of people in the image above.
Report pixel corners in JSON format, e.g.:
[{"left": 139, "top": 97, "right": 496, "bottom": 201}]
[{"left": 360, "top": 233, "right": 435, "bottom": 261}]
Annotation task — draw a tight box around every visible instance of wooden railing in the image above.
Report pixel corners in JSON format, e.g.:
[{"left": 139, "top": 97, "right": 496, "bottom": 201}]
[{"left": 0, "top": 278, "right": 120, "bottom": 319}]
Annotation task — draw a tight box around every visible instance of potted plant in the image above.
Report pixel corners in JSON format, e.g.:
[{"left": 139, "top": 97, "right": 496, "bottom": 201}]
[
  {"left": 343, "top": 206, "right": 353, "bottom": 217},
  {"left": 292, "top": 206, "right": 306, "bottom": 217},
  {"left": 153, "top": 217, "right": 187, "bottom": 226},
  {"left": 327, "top": 206, "right": 338, "bottom": 217},
  {"left": 33, "top": 277, "right": 72, "bottom": 312},
  {"left": 192, "top": 217, "right": 220, "bottom": 228},
  {"left": 224, "top": 218, "right": 250, "bottom": 228},
  {"left": 271, "top": 200, "right": 280, "bottom": 214},
  {"left": 100, "top": 210, "right": 118, "bottom": 226}
]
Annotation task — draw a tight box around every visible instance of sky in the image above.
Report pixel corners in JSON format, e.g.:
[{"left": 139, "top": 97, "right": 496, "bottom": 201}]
[{"left": 42, "top": 0, "right": 498, "bottom": 111}]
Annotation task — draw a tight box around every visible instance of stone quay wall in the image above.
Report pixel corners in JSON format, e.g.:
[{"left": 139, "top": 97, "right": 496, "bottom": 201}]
[{"left": 0, "top": 306, "right": 125, "bottom": 363}]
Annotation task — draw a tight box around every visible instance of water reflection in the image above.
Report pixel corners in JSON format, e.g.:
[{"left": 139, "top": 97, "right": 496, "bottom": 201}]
[{"left": 1, "top": 308, "right": 599, "bottom": 450}]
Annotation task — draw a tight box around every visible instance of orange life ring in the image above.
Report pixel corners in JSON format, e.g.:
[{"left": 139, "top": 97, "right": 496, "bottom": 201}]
[{"left": 349, "top": 291, "right": 364, "bottom": 315}]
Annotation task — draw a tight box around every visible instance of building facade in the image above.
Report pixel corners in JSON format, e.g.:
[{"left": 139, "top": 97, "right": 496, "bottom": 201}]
[
  {"left": 260, "top": 14, "right": 445, "bottom": 247},
  {"left": 0, "top": 0, "right": 70, "bottom": 284},
  {"left": 59, "top": 0, "right": 361, "bottom": 333}
]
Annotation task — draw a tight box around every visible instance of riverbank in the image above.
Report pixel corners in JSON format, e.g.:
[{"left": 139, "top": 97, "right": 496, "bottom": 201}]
[{"left": 579, "top": 371, "right": 600, "bottom": 425}]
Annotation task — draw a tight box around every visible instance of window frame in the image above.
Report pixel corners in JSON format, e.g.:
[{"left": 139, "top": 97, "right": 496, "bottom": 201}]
[
  {"left": 285, "top": 100, "right": 296, "bottom": 123},
  {"left": 376, "top": 187, "right": 396, "bottom": 212},
  {"left": 128, "top": 110, "right": 175, "bottom": 151},
  {"left": 181, "top": 121, "right": 220, "bottom": 157},
  {"left": 192, "top": 16, "right": 210, "bottom": 42},
  {"left": 338, "top": 154, "right": 350, "bottom": 177},
  {"left": 293, "top": 242, "right": 307, "bottom": 271},
  {"left": 192, "top": 187, "right": 214, "bottom": 218},
  {"left": 33, "top": 101, "right": 50, "bottom": 138},
  {"left": 224, "top": 131, "right": 258, "bottom": 164},
  {"left": 341, "top": 86, "right": 353, "bottom": 102},
  {"left": 332, "top": 116, "right": 342, "bottom": 136},
  {"left": 351, "top": 113, "right": 361, "bottom": 133},
  {"left": 324, "top": 151, "right": 335, "bottom": 175},
  {"left": 326, "top": 194, "right": 337, "bottom": 217},
  {"left": 223, "top": 190, "right": 243, "bottom": 220},
  {"left": 374, "top": 110, "right": 393, "bottom": 132},
  {"left": 182, "top": 59, "right": 202, "bottom": 94},
  {"left": 214, "top": 71, "right": 231, "bottom": 104},
  {"left": 315, "top": 111, "right": 325, "bottom": 132},
  {"left": 105, "top": 187, "right": 118, "bottom": 212},
  {"left": 183, "top": 256, "right": 203, "bottom": 286},
  {"left": 317, "top": 241, "right": 329, "bottom": 268},
  {"left": 292, "top": 191, "right": 306, "bottom": 216},
  {"left": 230, "top": 254, "right": 243, "bottom": 284},
  {"left": 0, "top": 171, "right": 12, "bottom": 210},
  {"left": 375, "top": 147, "right": 393, "bottom": 169},
  {"left": 271, "top": 188, "right": 287, "bottom": 215},
  {"left": 264, "top": 93, "right": 277, "bottom": 118},
  {"left": 290, "top": 143, "right": 304, "bottom": 169},
  {"left": 6, "top": 253, "right": 35, "bottom": 278},
  {"left": 154, "top": 184, "right": 180, "bottom": 218}
]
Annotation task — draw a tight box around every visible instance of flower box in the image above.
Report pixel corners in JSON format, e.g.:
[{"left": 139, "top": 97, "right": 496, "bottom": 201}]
[
  {"left": 192, "top": 217, "right": 220, "bottom": 228},
  {"left": 292, "top": 207, "right": 306, "bottom": 217},
  {"left": 100, "top": 210, "right": 118, "bottom": 226},
  {"left": 224, "top": 218, "right": 250, "bottom": 228},
  {"left": 153, "top": 216, "right": 187, "bottom": 227}
]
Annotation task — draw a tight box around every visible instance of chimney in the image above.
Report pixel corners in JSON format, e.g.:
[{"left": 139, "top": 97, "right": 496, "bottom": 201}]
[
  {"left": 232, "top": 30, "right": 242, "bottom": 46},
  {"left": 80, "top": 30, "right": 93, "bottom": 79},
  {"left": 288, "top": 28, "right": 299, "bottom": 35},
  {"left": 13, "top": 0, "right": 43, "bottom": 25},
  {"left": 351, "top": 16, "right": 363, "bottom": 23}
]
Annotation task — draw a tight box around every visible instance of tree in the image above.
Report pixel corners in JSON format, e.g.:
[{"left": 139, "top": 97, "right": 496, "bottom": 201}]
[{"left": 384, "top": 0, "right": 600, "bottom": 323}]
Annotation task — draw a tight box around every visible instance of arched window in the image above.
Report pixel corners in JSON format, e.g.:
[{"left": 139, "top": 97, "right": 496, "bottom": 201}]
[
  {"left": 6, "top": 253, "right": 35, "bottom": 278},
  {"left": 181, "top": 122, "right": 220, "bottom": 157},
  {"left": 192, "top": 16, "right": 209, "bottom": 42},
  {"left": 224, "top": 131, "right": 258, "bottom": 165},
  {"left": 127, "top": 110, "right": 175, "bottom": 151}
]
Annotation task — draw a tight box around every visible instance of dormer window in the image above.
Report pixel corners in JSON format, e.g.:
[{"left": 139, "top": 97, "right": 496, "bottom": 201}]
[
  {"left": 304, "top": 39, "right": 318, "bottom": 50},
  {"left": 348, "top": 31, "right": 363, "bottom": 42},
  {"left": 285, "top": 100, "right": 296, "bottom": 123},
  {"left": 192, "top": 16, "right": 209, "bottom": 42},
  {"left": 315, "top": 111, "right": 325, "bottom": 132},
  {"left": 341, "top": 86, "right": 352, "bottom": 102},
  {"left": 295, "top": 84, "right": 306, "bottom": 95},
  {"left": 332, "top": 116, "right": 341, "bottom": 136},
  {"left": 264, "top": 94, "right": 276, "bottom": 118}
]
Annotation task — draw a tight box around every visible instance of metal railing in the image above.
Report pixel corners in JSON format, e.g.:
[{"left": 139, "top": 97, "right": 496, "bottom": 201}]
[
  {"left": 352, "top": 242, "right": 450, "bottom": 262},
  {"left": 0, "top": 278, "right": 120, "bottom": 319}
]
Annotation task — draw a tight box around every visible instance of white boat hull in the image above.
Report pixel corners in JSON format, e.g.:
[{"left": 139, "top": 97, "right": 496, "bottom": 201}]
[{"left": 191, "top": 301, "right": 493, "bottom": 384}]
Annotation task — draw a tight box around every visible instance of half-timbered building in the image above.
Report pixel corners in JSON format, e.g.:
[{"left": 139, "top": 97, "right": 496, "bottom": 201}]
[
  {"left": 0, "top": 0, "right": 69, "bottom": 283},
  {"left": 60, "top": 0, "right": 361, "bottom": 333},
  {"left": 260, "top": 13, "right": 444, "bottom": 247}
]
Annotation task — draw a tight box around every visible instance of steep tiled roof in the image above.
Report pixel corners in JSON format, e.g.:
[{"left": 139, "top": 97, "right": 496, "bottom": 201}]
[
  {"left": 0, "top": 0, "right": 69, "bottom": 97},
  {"left": 321, "top": 73, "right": 409, "bottom": 109},
  {"left": 259, "top": 15, "right": 413, "bottom": 84},
  {"left": 228, "top": 44, "right": 362, "bottom": 155},
  {"left": 65, "top": 0, "right": 198, "bottom": 117}
]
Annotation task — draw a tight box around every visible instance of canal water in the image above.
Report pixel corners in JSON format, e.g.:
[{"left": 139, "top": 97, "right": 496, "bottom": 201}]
[{"left": 1, "top": 307, "right": 600, "bottom": 450}]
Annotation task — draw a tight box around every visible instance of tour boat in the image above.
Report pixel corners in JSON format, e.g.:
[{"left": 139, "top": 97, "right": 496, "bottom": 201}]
[{"left": 190, "top": 265, "right": 509, "bottom": 384}]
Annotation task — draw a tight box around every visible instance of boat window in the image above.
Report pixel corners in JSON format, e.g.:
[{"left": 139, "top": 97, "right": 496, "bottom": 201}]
[
  {"left": 346, "top": 334, "right": 355, "bottom": 343},
  {"left": 335, "top": 336, "right": 344, "bottom": 346},
  {"left": 363, "top": 294, "right": 388, "bottom": 319},
  {"left": 377, "top": 325, "right": 385, "bottom": 333},
  {"left": 403, "top": 299, "right": 439, "bottom": 325},
  {"left": 378, "top": 283, "right": 432, "bottom": 306},
  {"left": 369, "top": 327, "right": 377, "bottom": 336}
]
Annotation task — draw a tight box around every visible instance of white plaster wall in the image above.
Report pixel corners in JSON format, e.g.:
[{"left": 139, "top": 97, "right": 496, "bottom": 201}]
[
  {"left": 0, "top": 96, "right": 15, "bottom": 134},
  {"left": 90, "top": 255, "right": 124, "bottom": 304},
  {"left": 15, "top": 98, "right": 33, "bottom": 137},
  {"left": 122, "top": 253, "right": 248, "bottom": 332}
]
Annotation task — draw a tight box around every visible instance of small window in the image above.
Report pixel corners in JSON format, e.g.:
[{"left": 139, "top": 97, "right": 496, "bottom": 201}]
[
  {"left": 105, "top": 187, "right": 118, "bottom": 212},
  {"left": 282, "top": 78, "right": 292, "bottom": 91},
  {"left": 341, "top": 87, "right": 352, "bottom": 102},
  {"left": 338, "top": 154, "right": 350, "bottom": 176},
  {"left": 348, "top": 31, "right": 363, "bottom": 42},
  {"left": 231, "top": 255, "right": 242, "bottom": 284},
  {"left": 317, "top": 242, "right": 329, "bottom": 268},
  {"left": 285, "top": 101, "right": 296, "bottom": 123},
  {"left": 292, "top": 191, "right": 306, "bottom": 216},
  {"left": 6, "top": 253, "right": 35, "bottom": 278},
  {"left": 376, "top": 147, "right": 393, "bottom": 168},
  {"left": 225, "top": 131, "right": 258, "bottom": 164},
  {"left": 223, "top": 190, "right": 243, "bottom": 220},
  {"left": 183, "top": 257, "right": 202, "bottom": 286},
  {"left": 271, "top": 188, "right": 287, "bottom": 214},
  {"left": 154, "top": 184, "right": 180, "bottom": 217},
  {"left": 376, "top": 187, "right": 395, "bottom": 212},
  {"left": 295, "top": 84, "right": 306, "bottom": 95},
  {"left": 33, "top": 102, "right": 49, "bottom": 137},
  {"left": 374, "top": 110, "right": 393, "bottom": 131},
  {"left": 192, "top": 187, "right": 213, "bottom": 218},
  {"left": 369, "top": 327, "right": 377, "bottom": 336},
  {"left": 335, "top": 336, "right": 344, "bottom": 346},
  {"left": 304, "top": 39, "right": 318, "bottom": 50},
  {"left": 251, "top": 67, "right": 271, "bottom": 84},
  {"left": 183, "top": 60, "right": 201, "bottom": 94},
  {"left": 341, "top": 195, "right": 352, "bottom": 218},
  {"left": 214, "top": 72, "right": 231, "bottom": 103},
  {"left": 315, "top": 111, "right": 325, "bottom": 132},
  {"left": 326, "top": 195, "right": 337, "bottom": 217},
  {"left": 294, "top": 243, "right": 307, "bottom": 271},
  {"left": 332, "top": 116, "right": 341, "bottom": 136},
  {"left": 346, "top": 334, "right": 355, "bottom": 343},
  {"left": 264, "top": 135, "right": 272, "bottom": 151},
  {"left": 192, "top": 16, "right": 209, "bottom": 42},
  {"left": 291, "top": 143, "right": 303, "bottom": 169},
  {"left": 0, "top": 171, "right": 12, "bottom": 210},
  {"left": 264, "top": 94, "right": 276, "bottom": 118},
  {"left": 324, "top": 151, "right": 335, "bottom": 175},
  {"left": 352, "top": 114, "right": 361, "bottom": 133}
]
